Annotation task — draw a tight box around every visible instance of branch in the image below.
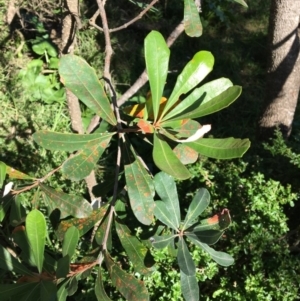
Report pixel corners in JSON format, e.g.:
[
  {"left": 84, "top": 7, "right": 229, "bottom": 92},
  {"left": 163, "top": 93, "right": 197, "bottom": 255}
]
[
  {"left": 89, "top": 0, "right": 159, "bottom": 33},
  {"left": 116, "top": 20, "right": 185, "bottom": 107}
]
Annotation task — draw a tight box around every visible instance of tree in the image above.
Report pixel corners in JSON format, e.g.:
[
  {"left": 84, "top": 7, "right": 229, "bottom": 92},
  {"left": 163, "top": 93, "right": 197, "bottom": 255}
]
[{"left": 258, "top": 0, "right": 300, "bottom": 139}]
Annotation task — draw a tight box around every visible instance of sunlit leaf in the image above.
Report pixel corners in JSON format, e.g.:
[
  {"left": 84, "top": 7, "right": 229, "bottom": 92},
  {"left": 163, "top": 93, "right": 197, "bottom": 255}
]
[
  {"left": 95, "top": 267, "right": 113, "bottom": 301},
  {"left": 180, "top": 270, "right": 199, "bottom": 301},
  {"left": 150, "top": 234, "right": 176, "bottom": 249},
  {"left": 173, "top": 144, "right": 198, "bottom": 165},
  {"left": 56, "top": 205, "right": 108, "bottom": 240},
  {"left": 95, "top": 212, "right": 112, "bottom": 250},
  {"left": 186, "top": 137, "right": 250, "bottom": 159},
  {"left": 160, "top": 51, "right": 214, "bottom": 119},
  {"left": 115, "top": 219, "right": 152, "bottom": 275},
  {"left": 172, "top": 86, "right": 242, "bottom": 120},
  {"left": 5, "top": 164, "right": 34, "bottom": 180},
  {"left": 62, "top": 134, "right": 113, "bottom": 181},
  {"left": 0, "top": 161, "right": 6, "bottom": 187},
  {"left": 123, "top": 139, "right": 155, "bottom": 225},
  {"left": 163, "top": 78, "right": 233, "bottom": 121},
  {"left": 33, "top": 131, "right": 114, "bottom": 152},
  {"left": 40, "top": 183, "right": 92, "bottom": 218},
  {"left": 26, "top": 209, "right": 47, "bottom": 273},
  {"left": 154, "top": 201, "right": 179, "bottom": 231},
  {"left": 145, "top": 31, "right": 170, "bottom": 121},
  {"left": 59, "top": 55, "right": 117, "bottom": 125},
  {"left": 184, "top": 0, "right": 202, "bottom": 37},
  {"left": 233, "top": 0, "right": 248, "bottom": 8},
  {"left": 182, "top": 188, "right": 210, "bottom": 230},
  {"left": 104, "top": 252, "right": 150, "bottom": 301},
  {"left": 62, "top": 226, "right": 79, "bottom": 260},
  {"left": 153, "top": 133, "right": 191, "bottom": 180},
  {"left": 177, "top": 237, "right": 196, "bottom": 276},
  {"left": 154, "top": 172, "right": 181, "bottom": 229}
]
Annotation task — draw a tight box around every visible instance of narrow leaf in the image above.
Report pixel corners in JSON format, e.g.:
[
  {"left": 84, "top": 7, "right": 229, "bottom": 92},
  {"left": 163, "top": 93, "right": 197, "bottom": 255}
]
[
  {"left": 161, "top": 51, "right": 214, "bottom": 119},
  {"left": 177, "top": 237, "right": 196, "bottom": 276},
  {"left": 95, "top": 267, "right": 113, "bottom": 301},
  {"left": 62, "top": 226, "right": 79, "bottom": 259},
  {"left": 186, "top": 230, "right": 223, "bottom": 245},
  {"left": 59, "top": 55, "right": 117, "bottom": 125},
  {"left": 172, "top": 86, "right": 242, "bottom": 120},
  {"left": 56, "top": 205, "right": 108, "bottom": 240},
  {"left": 180, "top": 270, "right": 199, "bottom": 301},
  {"left": 0, "top": 161, "right": 6, "bottom": 187},
  {"left": 184, "top": 0, "right": 202, "bottom": 37},
  {"left": 5, "top": 165, "right": 34, "bottom": 180},
  {"left": 186, "top": 137, "right": 251, "bottom": 159},
  {"left": 154, "top": 172, "right": 181, "bottom": 229},
  {"left": 153, "top": 133, "right": 191, "bottom": 180},
  {"left": 62, "top": 134, "right": 113, "bottom": 181},
  {"left": 123, "top": 140, "right": 155, "bottom": 225},
  {"left": 154, "top": 201, "right": 179, "bottom": 231},
  {"left": 189, "top": 237, "right": 234, "bottom": 266},
  {"left": 182, "top": 188, "right": 210, "bottom": 230},
  {"left": 26, "top": 209, "right": 47, "bottom": 273},
  {"left": 115, "top": 220, "right": 152, "bottom": 275},
  {"left": 233, "top": 0, "right": 248, "bottom": 8},
  {"left": 40, "top": 183, "right": 93, "bottom": 218},
  {"left": 0, "top": 244, "right": 34, "bottom": 276},
  {"left": 33, "top": 131, "right": 113, "bottom": 152},
  {"left": 145, "top": 31, "right": 170, "bottom": 121},
  {"left": 104, "top": 252, "right": 150, "bottom": 301},
  {"left": 163, "top": 78, "right": 233, "bottom": 121},
  {"left": 150, "top": 234, "right": 176, "bottom": 249}
]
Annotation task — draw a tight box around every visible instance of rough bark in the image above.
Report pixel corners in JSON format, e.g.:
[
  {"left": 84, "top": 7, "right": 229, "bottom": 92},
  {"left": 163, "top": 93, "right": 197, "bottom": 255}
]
[{"left": 258, "top": 0, "right": 300, "bottom": 140}]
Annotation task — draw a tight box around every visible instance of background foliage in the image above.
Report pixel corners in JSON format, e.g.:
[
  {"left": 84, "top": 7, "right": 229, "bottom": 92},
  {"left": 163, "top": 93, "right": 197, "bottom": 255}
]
[{"left": 1, "top": 0, "right": 300, "bottom": 300}]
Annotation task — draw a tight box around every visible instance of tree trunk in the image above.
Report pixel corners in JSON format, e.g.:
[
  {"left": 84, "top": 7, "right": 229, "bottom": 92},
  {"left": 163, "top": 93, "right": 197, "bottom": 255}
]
[{"left": 258, "top": 0, "right": 300, "bottom": 140}]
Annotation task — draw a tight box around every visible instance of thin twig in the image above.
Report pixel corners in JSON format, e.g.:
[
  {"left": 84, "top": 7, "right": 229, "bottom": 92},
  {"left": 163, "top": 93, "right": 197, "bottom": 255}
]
[{"left": 89, "top": 0, "right": 159, "bottom": 33}]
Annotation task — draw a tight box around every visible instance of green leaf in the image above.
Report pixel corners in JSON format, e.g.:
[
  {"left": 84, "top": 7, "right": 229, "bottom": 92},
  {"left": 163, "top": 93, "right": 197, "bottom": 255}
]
[
  {"left": 233, "top": 0, "right": 248, "bottom": 8},
  {"left": 182, "top": 188, "right": 210, "bottom": 230},
  {"left": 5, "top": 164, "right": 34, "bottom": 180},
  {"left": 189, "top": 237, "right": 234, "bottom": 266},
  {"left": 154, "top": 172, "right": 181, "bottom": 229},
  {"left": 57, "top": 280, "right": 69, "bottom": 301},
  {"left": 62, "top": 134, "right": 113, "bottom": 181},
  {"left": 172, "top": 86, "right": 242, "bottom": 120},
  {"left": 0, "top": 283, "right": 40, "bottom": 301},
  {"left": 150, "top": 234, "right": 176, "bottom": 249},
  {"left": 9, "top": 195, "right": 26, "bottom": 227},
  {"left": 33, "top": 131, "right": 114, "bottom": 152},
  {"left": 0, "top": 161, "right": 6, "bottom": 188},
  {"left": 184, "top": 0, "right": 202, "bottom": 37},
  {"left": 160, "top": 51, "right": 214, "bottom": 119},
  {"left": 115, "top": 219, "right": 152, "bottom": 275},
  {"left": 56, "top": 255, "right": 70, "bottom": 278},
  {"left": 145, "top": 31, "right": 170, "bottom": 121},
  {"left": 186, "top": 230, "right": 223, "bottom": 245},
  {"left": 190, "top": 209, "right": 232, "bottom": 231},
  {"left": 26, "top": 209, "right": 47, "bottom": 273},
  {"left": 173, "top": 144, "right": 198, "bottom": 165},
  {"left": 180, "top": 270, "right": 199, "bottom": 301},
  {"left": 0, "top": 244, "right": 34, "bottom": 276},
  {"left": 62, "top": 226, "right": 79, "bottom": 259},
  {"left": 153, "top": 133, "right": 191, "bottom": 180},
  {"left": 177, "top": 237, "right": 196, "bottom": 276},
  {"left": 56, "top": 205, "right": 108, "bottom": 240},
  {"left": 186, "top": 137, "right": 251, "bottom": 159},
  {"left": 123, "top": 139, "right": 155, "bottom": 225},
  {"left": 95, "top": 267, "right": 113, "bottom": 301},
  {"left": 40, "top": 183, "right": 93, "bottom": 218},
  {"left": 95, "top": 212, "right": 112, "bottom": 250},
  {"left": 104, "top": 252, "right": 150, "bottom": 301},
  {"left": 163, "top": 78, "right": 233, "bottom": 121},
  {"left": 154, "top": 201, "right": 179, "bottom": 231},
  {"left": 59, "top": 55, "right": 117, "bottom": 125},
  {"left": 40, "top": 280, "right": 57, "bottom": 301}
]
